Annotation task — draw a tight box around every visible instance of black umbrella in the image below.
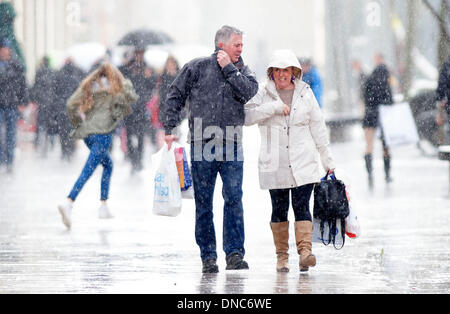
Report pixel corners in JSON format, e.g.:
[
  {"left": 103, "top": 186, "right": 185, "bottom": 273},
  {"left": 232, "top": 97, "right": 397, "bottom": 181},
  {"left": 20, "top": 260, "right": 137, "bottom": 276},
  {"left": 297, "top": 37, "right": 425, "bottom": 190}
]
[{"left": 117, "top": 29, "right": 174, "bottom": 49}]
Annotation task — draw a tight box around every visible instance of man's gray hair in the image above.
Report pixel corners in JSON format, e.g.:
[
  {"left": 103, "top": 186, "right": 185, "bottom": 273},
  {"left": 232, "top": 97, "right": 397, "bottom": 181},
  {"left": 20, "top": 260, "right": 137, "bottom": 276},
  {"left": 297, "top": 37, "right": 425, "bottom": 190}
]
[{"left": 214, "top": 25, "right": 243, "bottom": 47}]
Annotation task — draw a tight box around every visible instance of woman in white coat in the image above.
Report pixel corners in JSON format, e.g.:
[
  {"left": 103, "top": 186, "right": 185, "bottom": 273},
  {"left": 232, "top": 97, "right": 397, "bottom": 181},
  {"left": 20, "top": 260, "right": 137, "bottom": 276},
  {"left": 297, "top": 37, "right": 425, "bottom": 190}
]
[{"left": 245, "top": 50, "right": 335, "bottom": 272}]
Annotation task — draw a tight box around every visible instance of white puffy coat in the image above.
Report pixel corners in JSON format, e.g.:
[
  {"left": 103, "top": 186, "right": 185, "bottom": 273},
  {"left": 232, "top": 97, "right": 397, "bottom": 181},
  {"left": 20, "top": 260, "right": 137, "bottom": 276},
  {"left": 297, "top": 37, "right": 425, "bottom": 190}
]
[{"left": 245, "top": 80, "right": 335, "bottom": 190}]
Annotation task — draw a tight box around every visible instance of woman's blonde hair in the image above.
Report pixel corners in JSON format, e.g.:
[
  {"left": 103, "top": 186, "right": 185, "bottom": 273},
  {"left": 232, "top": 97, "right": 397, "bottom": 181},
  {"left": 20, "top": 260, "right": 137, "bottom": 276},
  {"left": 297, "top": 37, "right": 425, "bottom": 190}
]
[
  {"left": 267, "top": 66, "right": 302, "bottom": 81},
  {"left": 80, "top": 62, "right": 125, "bottom": 113}
]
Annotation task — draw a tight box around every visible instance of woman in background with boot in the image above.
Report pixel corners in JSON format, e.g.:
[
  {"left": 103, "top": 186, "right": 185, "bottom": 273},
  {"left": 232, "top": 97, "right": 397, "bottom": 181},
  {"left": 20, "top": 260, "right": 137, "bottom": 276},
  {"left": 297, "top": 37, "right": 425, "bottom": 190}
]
[
  {"left": 245, "top": 50, "right": 335, "bottom": 272},
  {"left": 362, "top": 53, "right": 394, "bottom": 189}
]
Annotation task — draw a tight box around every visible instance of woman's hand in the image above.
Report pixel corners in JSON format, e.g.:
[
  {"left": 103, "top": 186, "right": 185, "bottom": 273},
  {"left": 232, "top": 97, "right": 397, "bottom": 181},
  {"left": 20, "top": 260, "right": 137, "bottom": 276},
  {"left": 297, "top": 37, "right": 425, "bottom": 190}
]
[
  {"left": 164, "top": 134, "right": 178, "bottom": 150},
  {"left": 77, "top": 107, "right": 86, "bottom": 121},
  {"left": 281, "top": 104, "right": 290, "bottom": 116}
]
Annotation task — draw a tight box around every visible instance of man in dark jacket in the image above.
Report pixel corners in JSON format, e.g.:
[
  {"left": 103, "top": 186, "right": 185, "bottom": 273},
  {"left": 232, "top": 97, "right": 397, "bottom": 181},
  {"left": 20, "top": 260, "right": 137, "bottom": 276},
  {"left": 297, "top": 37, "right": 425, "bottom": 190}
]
[
  {"left": 436, "top": 56, "right": 450, "bottom": 143},
  {"left": 119, "top": 48, "right": 156, "bottom": 172},
  {"left": 30, "top": 56, "right": 55, "bottom": 154},
  {"left": 163, "top": 26, "right": 258, "bottom": 273},
  {"left": 0, "top": 37, "right": 28, "bottom": 173},
  {"left": 51, "top": 59, "right": 85, "bottom": 161}
]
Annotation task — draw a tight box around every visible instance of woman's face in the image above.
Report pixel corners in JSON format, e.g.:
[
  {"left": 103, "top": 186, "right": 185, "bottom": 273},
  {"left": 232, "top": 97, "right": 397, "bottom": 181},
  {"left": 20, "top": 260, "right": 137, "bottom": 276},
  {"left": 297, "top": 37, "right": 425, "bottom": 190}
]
[
  {"left": 165, "top": 58, "right": 178, "bottom": 75},
  {"left": 0, "top": 47, "right": 11, "bottom": 61},
  {"left": 272, "top": 67, "right": 294, "bottom": 90}
]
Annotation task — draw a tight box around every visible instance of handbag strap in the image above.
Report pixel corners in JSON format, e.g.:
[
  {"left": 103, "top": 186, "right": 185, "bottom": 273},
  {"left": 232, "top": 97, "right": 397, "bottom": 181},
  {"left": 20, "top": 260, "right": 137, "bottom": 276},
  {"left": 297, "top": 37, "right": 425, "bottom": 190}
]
[
  {"left": 332, "top": 219, "right": 346, "bottom": 250},
  {"left": 322, "top": 171, "right": 336, "bottom": 181},
  {"left": 320, "top": 220, "right": 331, "bottom": 246}
]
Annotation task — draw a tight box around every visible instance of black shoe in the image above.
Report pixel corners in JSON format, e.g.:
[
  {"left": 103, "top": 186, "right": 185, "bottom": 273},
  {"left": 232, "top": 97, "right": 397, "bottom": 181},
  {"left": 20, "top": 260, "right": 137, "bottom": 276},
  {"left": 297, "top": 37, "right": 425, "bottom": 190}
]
[
  {"left": 202, "top": 259, "right": 219, "bottom": 273},
  {"left": 225, "top": 253, "right": 249, "bottom": 270}
]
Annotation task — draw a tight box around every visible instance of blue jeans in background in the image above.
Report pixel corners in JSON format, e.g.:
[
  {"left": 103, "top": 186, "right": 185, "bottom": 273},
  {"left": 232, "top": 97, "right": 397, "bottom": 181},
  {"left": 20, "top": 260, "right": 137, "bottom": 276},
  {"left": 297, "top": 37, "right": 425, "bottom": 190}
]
[
  {"left": 68, "top": 133, "right": 113, "bottom": 201},
  {"left": 0, "top": 107, "right": 18, "bottom": 167},
  {"left": 190, "top": 141, "right": 245, "bottom": 261}
]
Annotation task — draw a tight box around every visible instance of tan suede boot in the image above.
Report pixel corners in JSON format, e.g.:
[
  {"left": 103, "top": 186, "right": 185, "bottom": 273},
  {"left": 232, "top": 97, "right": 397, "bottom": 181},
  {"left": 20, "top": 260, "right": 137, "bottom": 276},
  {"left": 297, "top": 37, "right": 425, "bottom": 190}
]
[
  {"left": 270, "top": 221, "right": 290, "bottom": 272},
  {"left": 295, "top": 221, "right": 316, "bottom": 272}
]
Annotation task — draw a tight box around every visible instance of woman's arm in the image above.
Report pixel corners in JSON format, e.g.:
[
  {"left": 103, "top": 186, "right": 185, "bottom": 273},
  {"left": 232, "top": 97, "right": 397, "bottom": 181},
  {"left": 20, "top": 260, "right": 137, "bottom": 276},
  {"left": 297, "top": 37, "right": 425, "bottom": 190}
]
[
  {"left": 244, "top": 88, "right": 284, "bottom": 126},
  {"left": 307, "top": 89, "right": 336, "bottom": 171},
  {"left": 111, "top": 79, "right": 137, "bottom": 119},
  {"left": 66, "top": 87, "right": 83, "bottom": 127}
]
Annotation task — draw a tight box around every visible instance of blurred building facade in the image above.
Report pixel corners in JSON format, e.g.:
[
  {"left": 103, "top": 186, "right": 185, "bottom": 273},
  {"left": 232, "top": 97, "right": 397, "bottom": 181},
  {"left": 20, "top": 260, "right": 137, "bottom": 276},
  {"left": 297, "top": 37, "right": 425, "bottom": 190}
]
[
  {"left": 6, "top": 0, "right": 326, "bottom": 82},
  {"left": 5, "top": 0, "right": 447, "bottom": 113}
]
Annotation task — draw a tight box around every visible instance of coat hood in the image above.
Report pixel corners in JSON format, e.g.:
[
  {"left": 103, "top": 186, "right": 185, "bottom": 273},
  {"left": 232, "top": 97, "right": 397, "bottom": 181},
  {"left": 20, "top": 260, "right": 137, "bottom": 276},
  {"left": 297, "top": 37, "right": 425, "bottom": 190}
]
[{"left": 267, "top": 49, "right": 302, "bottom": 79}]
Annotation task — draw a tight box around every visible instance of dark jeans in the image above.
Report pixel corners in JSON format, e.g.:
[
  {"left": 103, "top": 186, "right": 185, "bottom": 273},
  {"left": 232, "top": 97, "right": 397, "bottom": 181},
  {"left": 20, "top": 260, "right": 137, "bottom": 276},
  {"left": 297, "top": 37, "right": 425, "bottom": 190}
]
[
  {"left": 190, "top": 141, "right": 245, "bottom": 261},
  {"left": 125, "top": 122, "right": 145, "bottom": 170},
  {"left": 0, "top": 107, "right": 18, "bottom": 166},
  {"left": 68, "top": 133, "right": 113, "bottom": 201},
  {"left": 269, "top": 184, "right": 315, "bottom": 223}
]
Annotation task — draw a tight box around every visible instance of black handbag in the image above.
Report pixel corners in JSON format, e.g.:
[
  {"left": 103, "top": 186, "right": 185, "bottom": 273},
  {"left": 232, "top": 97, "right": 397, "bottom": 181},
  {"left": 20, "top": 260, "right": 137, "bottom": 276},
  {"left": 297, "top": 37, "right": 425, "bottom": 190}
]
[{"left": 313, "top": 172, "right": 350, "bottom": 249}]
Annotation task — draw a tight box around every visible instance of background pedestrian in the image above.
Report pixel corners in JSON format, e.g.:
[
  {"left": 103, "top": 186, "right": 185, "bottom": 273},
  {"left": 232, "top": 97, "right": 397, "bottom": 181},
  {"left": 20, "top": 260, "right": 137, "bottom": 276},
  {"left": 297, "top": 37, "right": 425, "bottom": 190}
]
[
  {"left": 299, "top": 57, "right": 323, "bottom": 108},
  {"left": 58, "top": 63, "right": 137, "bottom": 230},
  {"left": 436, "top": 55, "right": 450, "bottom": 144},
  {"left": 119, "top": 47, "right": 157, "bottom": 173},
  {"left": 362, "top": 53, "right": 394, "bottom": 188},
  {"left": 51, "top": 58, "right": 86, "bottom": 161},
  {"left": 30, "top": 56, "right": 56, "bottom": 156},
  {"left": 0, "top": 37, "right": 29, "bottom": 173}
]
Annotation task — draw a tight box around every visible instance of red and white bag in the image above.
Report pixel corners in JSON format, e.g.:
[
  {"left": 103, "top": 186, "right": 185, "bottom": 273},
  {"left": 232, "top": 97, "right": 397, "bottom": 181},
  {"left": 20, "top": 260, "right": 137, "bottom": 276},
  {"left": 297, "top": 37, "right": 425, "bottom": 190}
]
[{"left": 344, "top": 185, "right": 361, "bottom": 239}]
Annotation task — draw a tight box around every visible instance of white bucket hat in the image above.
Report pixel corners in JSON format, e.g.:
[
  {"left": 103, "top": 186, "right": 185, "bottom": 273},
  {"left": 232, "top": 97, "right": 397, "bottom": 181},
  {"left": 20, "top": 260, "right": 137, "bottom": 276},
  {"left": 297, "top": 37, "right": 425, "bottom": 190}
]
[
  {"left": 267, "top": 49, "right": 302, "bottom": 80},
  {"left": 268, "top": 49, "right": 302, "bottom": 71}
]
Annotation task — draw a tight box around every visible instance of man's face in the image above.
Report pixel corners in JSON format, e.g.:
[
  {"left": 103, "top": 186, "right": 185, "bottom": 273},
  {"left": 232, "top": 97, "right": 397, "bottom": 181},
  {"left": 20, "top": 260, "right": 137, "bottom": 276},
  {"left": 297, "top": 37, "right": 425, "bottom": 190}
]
[
  {"left": 219, "top": 34, "right": 243, "bottom": 63},
  {"left": 0, "top": 47, "right": 11, "bottom": 61}
]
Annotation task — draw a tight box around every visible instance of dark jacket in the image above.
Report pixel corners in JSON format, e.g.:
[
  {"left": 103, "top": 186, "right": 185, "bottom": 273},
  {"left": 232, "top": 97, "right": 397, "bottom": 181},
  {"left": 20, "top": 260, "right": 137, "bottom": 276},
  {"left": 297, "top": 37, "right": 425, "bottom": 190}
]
[
  {"left": 0, "top": 58, "right": 28, "bottom": 108},
  {"left": 158, "top": 72, "right": 184, "bottom": 125},
  {"left": 50, "top": 62, "right": 86, "bottom": 135},
  {"left": 363, "top": 64, "right": 393, "bottom": 109},
  {"left": 163, "top": 51, "right": 258, "bottom": 142},
  {"left": 119, "top": 60, "right": 157, "bottom": 126},
  {"left": 30, "top": 63, "right": 56, "bottom": 129},
  {"left": 436, "top": 57, "right": 450, "bottom": 115}
]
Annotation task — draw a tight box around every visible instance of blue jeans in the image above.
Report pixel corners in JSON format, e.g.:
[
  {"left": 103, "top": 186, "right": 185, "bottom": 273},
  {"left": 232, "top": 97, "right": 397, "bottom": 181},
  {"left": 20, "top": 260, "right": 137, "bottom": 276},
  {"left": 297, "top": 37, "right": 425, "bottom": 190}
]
[
  {"left": 68, "top": 134, "right": 113, "bottom": 201},
  {"left": 0, "top": 107, "right": 18, "bottom": 166},
  {"left": 190, "top": 141, "right": 245, "bottom": 261}
]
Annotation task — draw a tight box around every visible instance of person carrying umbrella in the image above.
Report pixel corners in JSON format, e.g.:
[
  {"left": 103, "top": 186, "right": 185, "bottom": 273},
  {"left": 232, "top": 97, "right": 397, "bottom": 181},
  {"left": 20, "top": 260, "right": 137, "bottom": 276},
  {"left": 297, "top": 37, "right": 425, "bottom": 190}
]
[{"left": 119, "top": 46, "right": 158, "bottom": 172}]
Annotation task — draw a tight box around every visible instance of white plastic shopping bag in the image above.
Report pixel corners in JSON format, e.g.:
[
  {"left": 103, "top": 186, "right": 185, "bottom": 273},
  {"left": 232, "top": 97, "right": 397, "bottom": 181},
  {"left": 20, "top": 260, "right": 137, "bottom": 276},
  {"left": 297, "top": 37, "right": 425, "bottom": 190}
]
[
  {"left": 343, "top": 183, "right": 361, "bottom": 239},
  {"left": 345, "top": 204, "right": 361, "bottom": 239},
  {"left": 152, "top": 144, "right": 182, "bottom": 217},
  {"left": 378, "top": 102, "right": 420, "bottom": 147}
]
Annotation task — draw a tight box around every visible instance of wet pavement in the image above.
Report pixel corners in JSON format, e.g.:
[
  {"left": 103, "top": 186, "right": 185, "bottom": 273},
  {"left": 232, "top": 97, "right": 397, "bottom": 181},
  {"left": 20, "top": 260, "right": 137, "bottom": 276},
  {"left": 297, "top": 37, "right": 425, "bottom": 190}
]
[{"left": 1, "top": 126, "right": 449, "bottom": 294}]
